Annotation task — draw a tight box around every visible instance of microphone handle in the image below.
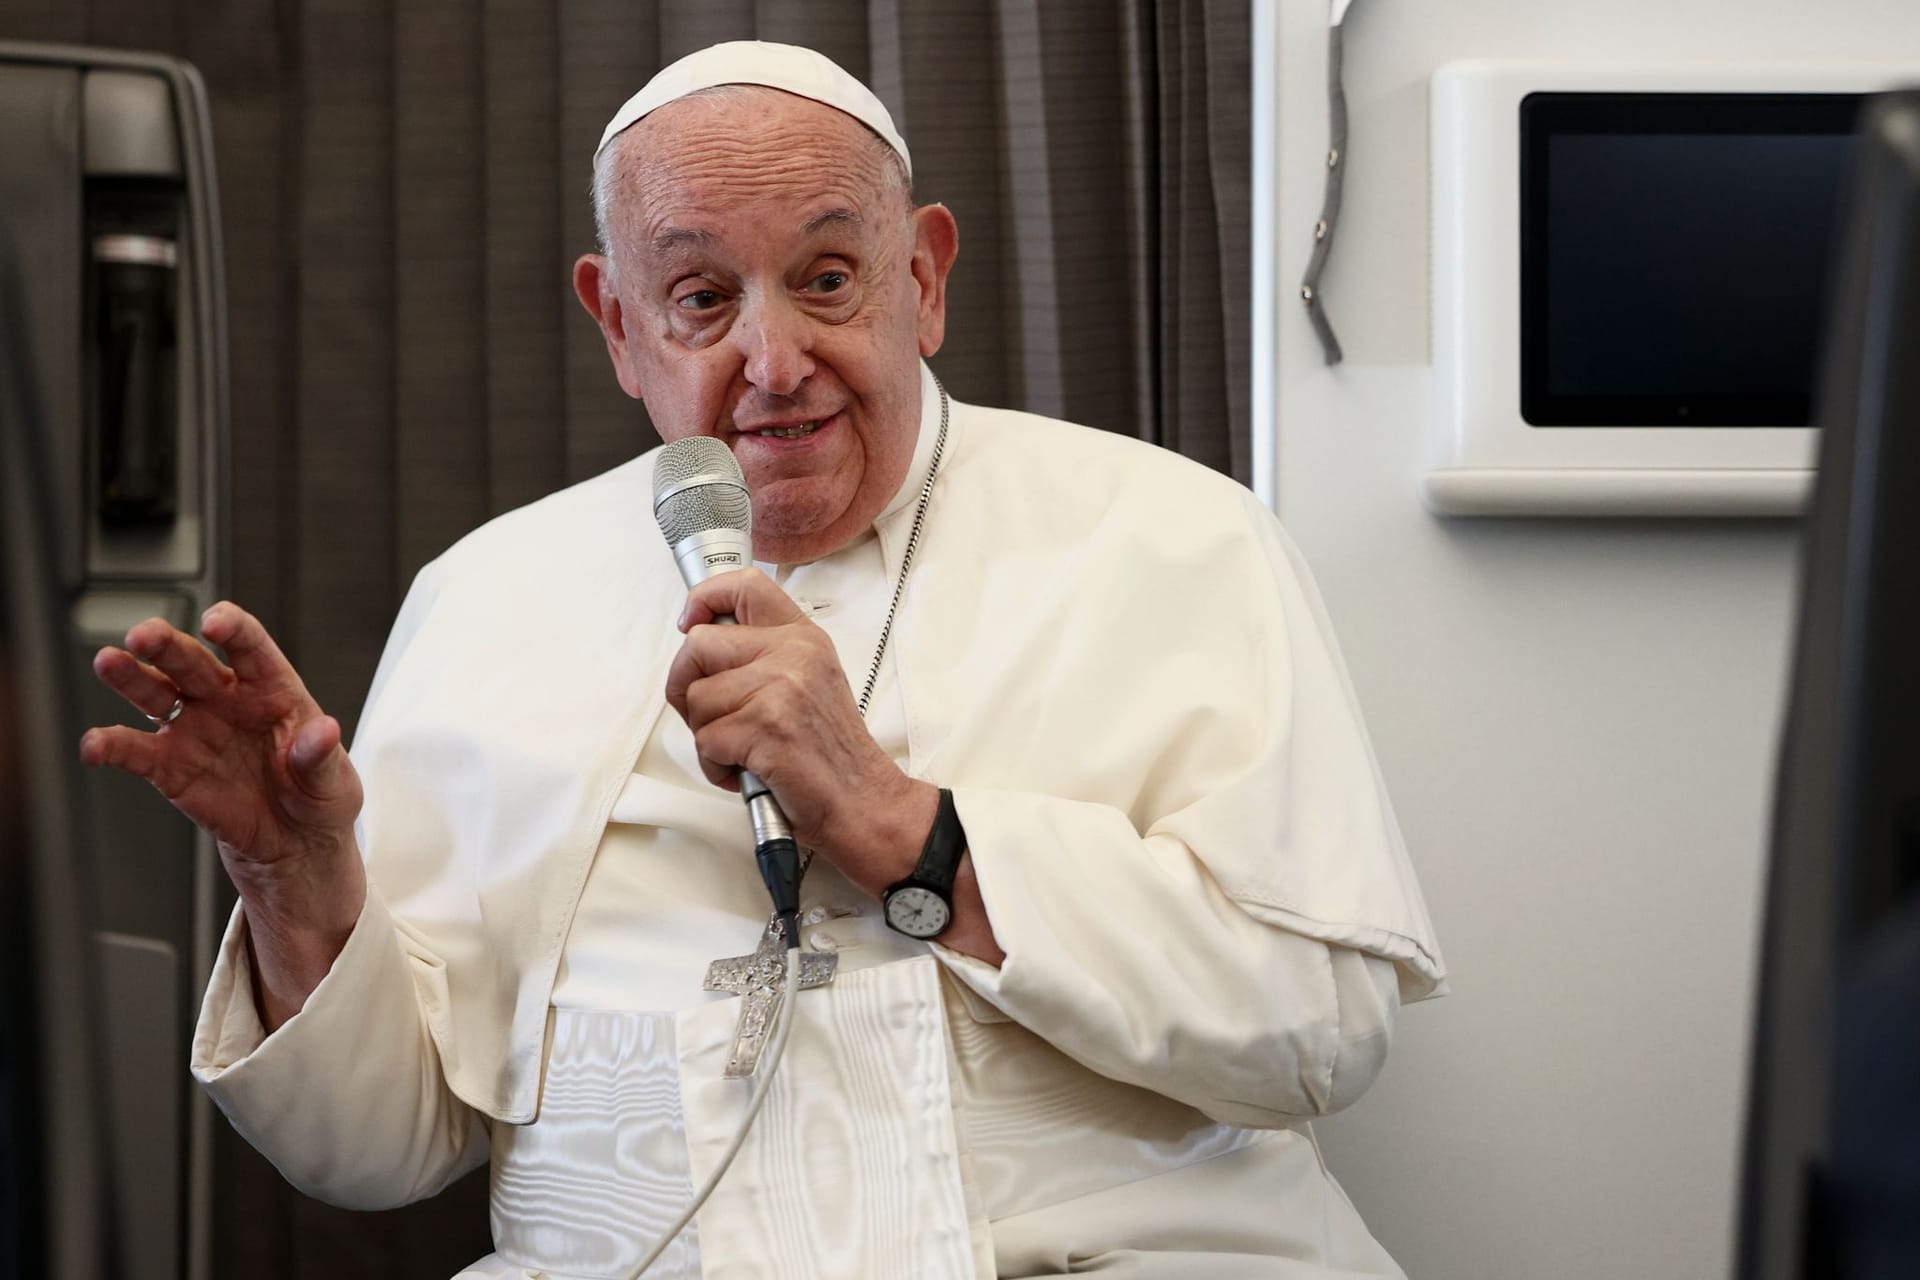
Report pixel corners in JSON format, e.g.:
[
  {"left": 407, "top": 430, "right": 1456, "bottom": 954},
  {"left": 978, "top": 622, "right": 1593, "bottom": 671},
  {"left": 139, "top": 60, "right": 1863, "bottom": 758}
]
[{"left": 712, "top": 612, "right": 804, "bottom": 948}]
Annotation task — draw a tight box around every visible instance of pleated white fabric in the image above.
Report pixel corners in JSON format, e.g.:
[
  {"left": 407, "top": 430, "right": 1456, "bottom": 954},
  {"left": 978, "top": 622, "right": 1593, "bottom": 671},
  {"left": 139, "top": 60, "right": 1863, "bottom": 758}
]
[
  {"left": 460, "top": 978, "right": 1402, "bottom": 1280},
  {"left": 471, "top": 962, "right": 979, "bottom": 1280},
  {"left": 485, "top": 1011, "right": 700, "bottom": 1279},
  {"left": 675, "top": 958, "right": 978, "bottom": 1279}
]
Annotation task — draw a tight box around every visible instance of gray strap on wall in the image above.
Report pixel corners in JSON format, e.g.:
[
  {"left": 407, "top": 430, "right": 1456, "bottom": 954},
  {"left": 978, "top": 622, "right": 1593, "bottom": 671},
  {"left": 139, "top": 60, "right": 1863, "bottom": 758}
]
[{"left": 1300, "top": 9, "right": 1355, "bottom": 366}]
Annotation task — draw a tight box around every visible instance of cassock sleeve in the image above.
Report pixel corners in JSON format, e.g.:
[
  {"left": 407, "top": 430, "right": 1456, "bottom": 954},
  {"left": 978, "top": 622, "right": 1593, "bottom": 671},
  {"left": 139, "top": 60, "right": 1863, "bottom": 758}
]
[
  {"left": 191, "top": 881, "right": 490, "bottom": 1208},
  {"left": 938, "top": 805, "right": 1402, "bottom": 1127},
  {"left": 190, "top": 558, "right": 490, "bottom": 1208},
  {"left": 931, "top": 489, "right": 1442, "bottom": 1129}
]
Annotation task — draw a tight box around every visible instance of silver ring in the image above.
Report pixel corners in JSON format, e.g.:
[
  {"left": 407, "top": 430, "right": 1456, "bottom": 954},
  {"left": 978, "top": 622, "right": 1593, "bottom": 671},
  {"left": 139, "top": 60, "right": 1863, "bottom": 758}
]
[{"left": 146, "top": 696, "right": 185, "bottom": 726}]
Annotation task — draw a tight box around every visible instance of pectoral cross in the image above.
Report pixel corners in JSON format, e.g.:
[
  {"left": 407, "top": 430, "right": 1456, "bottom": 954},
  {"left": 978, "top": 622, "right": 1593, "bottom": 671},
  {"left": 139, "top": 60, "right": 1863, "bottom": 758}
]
[{"left": 703, "top": 920, "right": 838, "bottom": 1078}]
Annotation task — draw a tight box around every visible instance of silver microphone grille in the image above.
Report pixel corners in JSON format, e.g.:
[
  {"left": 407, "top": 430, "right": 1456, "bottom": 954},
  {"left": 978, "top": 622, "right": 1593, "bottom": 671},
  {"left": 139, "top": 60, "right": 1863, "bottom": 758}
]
[{"left": 653, "top": 436, "right": 752, "bottom": 546}]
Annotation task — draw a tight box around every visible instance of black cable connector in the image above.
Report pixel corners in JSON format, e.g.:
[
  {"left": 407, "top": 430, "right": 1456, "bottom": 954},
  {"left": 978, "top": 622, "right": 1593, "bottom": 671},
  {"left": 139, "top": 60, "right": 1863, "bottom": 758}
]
[{"left": 756, "top": 835, "right": 803, "bottom": 950}]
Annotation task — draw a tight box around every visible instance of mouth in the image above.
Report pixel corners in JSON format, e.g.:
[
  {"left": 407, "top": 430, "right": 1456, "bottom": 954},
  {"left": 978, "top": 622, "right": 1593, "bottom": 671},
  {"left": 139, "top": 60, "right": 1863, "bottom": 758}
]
[
  {"left": 735, "top": 411, "right": 839, "bottom": 443},
  {"left": 747, "top": 421, "right": 822, "bottom": 440}
]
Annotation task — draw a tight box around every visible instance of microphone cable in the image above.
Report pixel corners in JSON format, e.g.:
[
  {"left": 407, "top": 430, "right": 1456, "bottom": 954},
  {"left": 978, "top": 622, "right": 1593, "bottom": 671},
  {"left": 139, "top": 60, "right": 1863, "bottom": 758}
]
[{"left": 624, "top": 945, "right": 801, "bottom": 1278}]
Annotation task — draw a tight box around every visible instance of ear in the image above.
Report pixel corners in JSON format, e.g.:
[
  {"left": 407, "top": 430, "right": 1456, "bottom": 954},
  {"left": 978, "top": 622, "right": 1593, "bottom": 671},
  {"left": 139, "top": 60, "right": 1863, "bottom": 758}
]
[
  {"left": 573, "top": 254, "right": 645, "bottom": 398},
  {"left": 908, "top": 204, "right": 959, "bottom": 358}
]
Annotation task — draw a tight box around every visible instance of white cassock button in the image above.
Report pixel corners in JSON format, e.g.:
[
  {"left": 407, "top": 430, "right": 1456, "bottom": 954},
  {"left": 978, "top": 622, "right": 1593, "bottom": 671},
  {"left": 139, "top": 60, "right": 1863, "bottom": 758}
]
[{"left": 808, "top": 930, "right": 847, "bottom": 951}]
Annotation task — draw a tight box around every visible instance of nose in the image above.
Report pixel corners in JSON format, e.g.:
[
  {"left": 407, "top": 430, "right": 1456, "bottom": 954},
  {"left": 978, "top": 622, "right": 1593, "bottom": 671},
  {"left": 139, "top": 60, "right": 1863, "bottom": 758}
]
[{"left": 735, "top": 294, "right": 814, "bottom": 397}]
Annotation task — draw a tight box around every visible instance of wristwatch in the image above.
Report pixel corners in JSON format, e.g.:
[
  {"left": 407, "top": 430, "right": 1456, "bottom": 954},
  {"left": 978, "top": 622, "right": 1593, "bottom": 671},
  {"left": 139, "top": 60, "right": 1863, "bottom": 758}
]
[{"left": 883, "top": 788, "right": 967, "bottom": 940}]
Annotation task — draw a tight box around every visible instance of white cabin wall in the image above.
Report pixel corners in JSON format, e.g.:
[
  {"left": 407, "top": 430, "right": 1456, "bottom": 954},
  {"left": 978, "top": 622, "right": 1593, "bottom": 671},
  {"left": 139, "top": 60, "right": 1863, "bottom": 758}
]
[{"left": 1262, "top": 3, "right": 1920, "bottom": 1277}]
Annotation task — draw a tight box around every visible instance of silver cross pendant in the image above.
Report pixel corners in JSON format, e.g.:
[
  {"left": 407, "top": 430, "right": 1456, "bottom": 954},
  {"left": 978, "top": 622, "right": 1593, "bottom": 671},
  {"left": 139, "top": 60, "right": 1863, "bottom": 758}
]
[{"left": 703, "top": 919, "right": 838, "bottom": 1078}]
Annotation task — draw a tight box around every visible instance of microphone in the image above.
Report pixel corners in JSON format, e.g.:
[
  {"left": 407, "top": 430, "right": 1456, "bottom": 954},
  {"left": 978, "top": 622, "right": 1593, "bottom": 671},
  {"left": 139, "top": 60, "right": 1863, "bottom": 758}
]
[{"left": 652, "top": 437, "right": 803, "bottom": 949}]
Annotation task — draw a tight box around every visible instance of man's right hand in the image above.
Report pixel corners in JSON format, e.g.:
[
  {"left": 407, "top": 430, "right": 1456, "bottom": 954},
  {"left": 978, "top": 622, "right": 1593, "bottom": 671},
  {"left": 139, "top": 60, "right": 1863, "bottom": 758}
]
[{"left": 79, "top": 601, "right": 367, "bottom": 1029}]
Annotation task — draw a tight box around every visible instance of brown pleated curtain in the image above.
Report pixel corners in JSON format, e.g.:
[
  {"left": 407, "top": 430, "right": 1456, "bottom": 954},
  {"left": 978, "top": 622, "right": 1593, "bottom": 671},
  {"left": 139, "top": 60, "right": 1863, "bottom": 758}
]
[{"left": 2, "top": 1, "right": 1249, "bottom": 1274}]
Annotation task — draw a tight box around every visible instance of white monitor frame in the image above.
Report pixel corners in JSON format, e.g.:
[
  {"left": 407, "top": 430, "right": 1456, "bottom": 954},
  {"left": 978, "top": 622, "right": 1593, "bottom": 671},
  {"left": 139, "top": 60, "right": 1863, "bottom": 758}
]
[{"left": 1427, "top": 60, "right": 1920, "bottom": 518}]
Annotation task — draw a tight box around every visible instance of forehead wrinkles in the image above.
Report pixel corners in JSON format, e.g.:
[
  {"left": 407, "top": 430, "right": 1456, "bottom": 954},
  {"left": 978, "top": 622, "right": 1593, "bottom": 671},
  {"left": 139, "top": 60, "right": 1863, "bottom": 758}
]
[{"left": 618, "top": 93, "right": 897, "bottom": 254}]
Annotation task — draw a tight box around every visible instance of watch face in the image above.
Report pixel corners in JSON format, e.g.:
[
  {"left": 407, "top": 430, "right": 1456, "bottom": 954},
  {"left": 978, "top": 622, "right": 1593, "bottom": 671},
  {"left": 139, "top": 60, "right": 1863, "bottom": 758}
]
[{"left": 885, "top": 885, "right": 951, "bottom": 938}]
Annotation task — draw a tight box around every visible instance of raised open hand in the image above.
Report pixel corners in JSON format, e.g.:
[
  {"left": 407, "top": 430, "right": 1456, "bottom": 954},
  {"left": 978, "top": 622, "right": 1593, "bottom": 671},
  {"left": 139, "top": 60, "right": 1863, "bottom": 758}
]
[{"left": 79, "top": 601, "right": 363, "bottom": 875}]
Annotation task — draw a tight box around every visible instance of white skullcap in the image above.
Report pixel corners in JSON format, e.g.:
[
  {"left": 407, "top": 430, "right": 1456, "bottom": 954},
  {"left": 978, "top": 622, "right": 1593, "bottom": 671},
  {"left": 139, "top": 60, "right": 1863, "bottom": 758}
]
[{"left": 594, "top": 40, "right": 911, "bottom": 179}]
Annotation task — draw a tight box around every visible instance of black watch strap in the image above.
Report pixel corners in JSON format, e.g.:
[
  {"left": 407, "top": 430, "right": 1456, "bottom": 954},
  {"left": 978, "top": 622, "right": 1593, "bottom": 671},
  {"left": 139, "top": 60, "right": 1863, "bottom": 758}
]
[{"left": 908, "top": 788, "right": 966, "bottom": 893}]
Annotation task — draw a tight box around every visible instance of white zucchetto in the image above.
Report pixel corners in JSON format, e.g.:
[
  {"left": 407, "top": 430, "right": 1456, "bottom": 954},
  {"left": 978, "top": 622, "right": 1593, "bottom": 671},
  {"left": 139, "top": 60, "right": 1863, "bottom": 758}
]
[{"left": 594, "top": 40, "right": 911, "bottom": 179}]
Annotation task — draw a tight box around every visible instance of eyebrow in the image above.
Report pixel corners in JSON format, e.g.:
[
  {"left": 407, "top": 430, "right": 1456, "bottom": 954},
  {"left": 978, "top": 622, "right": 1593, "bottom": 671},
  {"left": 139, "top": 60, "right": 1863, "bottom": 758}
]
[
  {"left": 647, "top": 208, "right": 865, "bottom": 257},
  {"left": 803, "top": 207, "right": 864, "bottom": 236},
  {"left": 651, "top": 227, "right": 712, "bottom": 254}
]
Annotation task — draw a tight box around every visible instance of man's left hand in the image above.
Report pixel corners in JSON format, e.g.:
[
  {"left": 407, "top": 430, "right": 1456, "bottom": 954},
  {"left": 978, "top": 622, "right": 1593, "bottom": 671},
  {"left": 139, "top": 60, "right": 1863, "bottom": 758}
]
[
  {"left": 667, "top": 569, "right": 1005, "bottom": 964},
  {"left": 665, "top": 568, "right": 932, "bottom": 895}
]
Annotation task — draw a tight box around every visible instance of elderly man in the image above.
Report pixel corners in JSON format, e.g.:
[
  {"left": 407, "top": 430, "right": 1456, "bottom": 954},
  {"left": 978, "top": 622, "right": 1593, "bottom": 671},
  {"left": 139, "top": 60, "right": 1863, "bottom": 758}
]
[{"left": 82, "top": 41, "right": 1442, "bottom": 1280}]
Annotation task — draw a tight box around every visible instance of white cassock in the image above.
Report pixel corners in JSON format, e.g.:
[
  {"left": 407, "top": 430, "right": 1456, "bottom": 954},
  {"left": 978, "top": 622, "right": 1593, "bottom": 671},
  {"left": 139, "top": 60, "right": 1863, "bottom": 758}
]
[{"left": 191, "top": 363, "right": 1447, "bottom": 1279}]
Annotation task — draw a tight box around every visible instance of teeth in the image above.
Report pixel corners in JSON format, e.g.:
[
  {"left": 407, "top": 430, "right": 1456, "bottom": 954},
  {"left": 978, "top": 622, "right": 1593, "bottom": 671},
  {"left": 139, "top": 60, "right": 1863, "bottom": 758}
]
[{"left": 756, "top": 421, "right": 819, "bottom": 439}]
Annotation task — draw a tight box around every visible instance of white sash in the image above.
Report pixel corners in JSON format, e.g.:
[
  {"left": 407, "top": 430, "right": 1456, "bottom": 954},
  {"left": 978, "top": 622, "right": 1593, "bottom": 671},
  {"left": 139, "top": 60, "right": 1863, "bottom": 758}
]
[{"left": 474, "top": 957, "right": 985, "bottom": 1280}]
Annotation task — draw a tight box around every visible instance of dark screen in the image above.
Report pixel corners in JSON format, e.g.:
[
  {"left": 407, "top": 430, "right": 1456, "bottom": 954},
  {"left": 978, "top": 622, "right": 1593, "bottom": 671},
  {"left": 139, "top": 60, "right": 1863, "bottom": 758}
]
[{"left": 1521, "top": 94, "right": 1861, "bottom": 426}]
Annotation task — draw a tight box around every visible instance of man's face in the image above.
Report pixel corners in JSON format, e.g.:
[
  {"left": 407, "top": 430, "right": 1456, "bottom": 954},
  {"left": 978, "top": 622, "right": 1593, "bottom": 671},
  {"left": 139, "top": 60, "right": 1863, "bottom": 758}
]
[{"left": 576, "top": 89, "right": 957, "bottom": 565}]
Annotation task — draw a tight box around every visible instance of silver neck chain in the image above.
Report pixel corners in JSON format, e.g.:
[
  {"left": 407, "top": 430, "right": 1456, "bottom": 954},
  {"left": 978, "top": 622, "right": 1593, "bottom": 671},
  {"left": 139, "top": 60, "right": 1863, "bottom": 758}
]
[
  {"left": 855, "top": 376, "right": 949, "bottom": 717},
  {"left": 796, "top": 376, "right": 949, "bottom": 884}
]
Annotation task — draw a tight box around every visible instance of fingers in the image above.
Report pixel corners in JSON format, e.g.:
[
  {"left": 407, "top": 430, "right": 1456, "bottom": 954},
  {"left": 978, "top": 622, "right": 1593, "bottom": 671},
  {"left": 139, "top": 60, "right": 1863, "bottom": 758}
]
[
  {"left": 689, "top": 721, "right": 749, "bottom": 791},
  {"left": 664, "top": 623, "right": 780, "bottom": 720},
  {"left": 274, "top": 713, "right": 364, "bottom": 832},
  {"left": 78, "top": 723, "right": 163, "bottom": 778},
  {"left": 679, "top": 569, "right": 808, "bottom": 631},
  {"left": 666, "top": 637, "right": 775, "bottom": 790},
  {"left": 677, "top": 665, "right": 813, "bottom": 790},
  {"left": 122, "top": 616, "right": 233, "bottom": 700},
  {"left": 199, "top": 601, "right": 299, "bottom": 686},
  {"left": 285, "top": 715, "right": 352, "bottom": 802},
  {"left": 680, "top": 665, "right": 774, "bottom": 747},
  {"left": 683, "top": 669, "right": 791, "bottom": 789},
  {"left": 671, "top": 635, "right": 867, "bottom": 795},
  {"left": 91, "top": 646, "right": 183, "bottom": 721}
]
